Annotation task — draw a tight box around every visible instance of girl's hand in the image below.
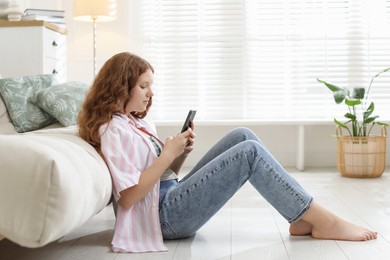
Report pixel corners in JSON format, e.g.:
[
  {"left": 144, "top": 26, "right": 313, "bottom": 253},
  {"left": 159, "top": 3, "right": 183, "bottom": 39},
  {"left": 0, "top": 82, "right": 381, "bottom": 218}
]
[
  {"left": 161, "top": 124, "right": 196, "bottom": 160},
  {"left": 182, "top": 126, "right": 196, "bottom": 156}
]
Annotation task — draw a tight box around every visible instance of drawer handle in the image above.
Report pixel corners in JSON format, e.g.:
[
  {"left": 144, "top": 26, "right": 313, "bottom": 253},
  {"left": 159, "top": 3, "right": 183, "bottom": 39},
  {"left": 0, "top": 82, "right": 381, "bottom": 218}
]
[
  {"left": 52, "top": 41, "right": 58, "bottom": 47},
  {"left": 52, "top": 69, "right": 58, "bottom": 74}
]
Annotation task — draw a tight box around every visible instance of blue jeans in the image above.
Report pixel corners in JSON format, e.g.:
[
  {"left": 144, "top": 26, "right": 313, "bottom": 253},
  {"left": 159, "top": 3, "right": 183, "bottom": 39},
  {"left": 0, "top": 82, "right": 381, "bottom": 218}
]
[{"left": 159, "top": 127, "right": 313, "bottom": 239}]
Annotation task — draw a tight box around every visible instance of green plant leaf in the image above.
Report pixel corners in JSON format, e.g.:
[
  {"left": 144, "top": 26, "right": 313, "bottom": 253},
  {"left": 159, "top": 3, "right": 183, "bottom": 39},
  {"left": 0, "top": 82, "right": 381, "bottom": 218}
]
[
  {"left": 317, "top": 78, "right": 349, "bottom": 104},
  {"left": 334, "top": 118, "right": 349, "bottom": 129},
  {"left": 367, "top": 101, "right": 374, "bottom": 112},
  {"left": 334, "top": 118, "right": 348, "bottom": 129},
  {"left": 333, "top": 90, "right": 348, "bottom": 104},
  {"left": 344, "top": 113, "right": 356, "bottom": 120},
  {"left": 345, "top": 98, "right": 361, "bottom": 106},
  {"left": 351, "top": 87, "right": 365, "bottom": 99},
  {"left": 365, "top": 116, "right": 379, "bottom": 124},
  {"left": 363, "top": 102, "right": 375, "bottom": 119},
  {"left": 317, "top": 78, "right": 343, "bottom": 92},
  {"left": 376, "top": 121, "right": 389, "bottom": 127}
]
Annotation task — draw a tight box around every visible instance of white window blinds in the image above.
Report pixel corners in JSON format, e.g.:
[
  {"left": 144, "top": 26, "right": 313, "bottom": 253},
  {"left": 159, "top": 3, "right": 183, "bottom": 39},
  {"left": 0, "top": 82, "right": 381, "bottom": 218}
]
[{"left": 140, "top": 0, "right": 390, "bottom": 121}]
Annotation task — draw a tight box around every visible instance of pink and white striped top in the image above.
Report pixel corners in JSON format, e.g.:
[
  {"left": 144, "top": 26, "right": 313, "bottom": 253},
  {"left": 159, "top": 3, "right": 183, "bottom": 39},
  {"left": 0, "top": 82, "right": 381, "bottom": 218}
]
[{"left": 99, "top": 113, "right": 168, "bottom": 253}]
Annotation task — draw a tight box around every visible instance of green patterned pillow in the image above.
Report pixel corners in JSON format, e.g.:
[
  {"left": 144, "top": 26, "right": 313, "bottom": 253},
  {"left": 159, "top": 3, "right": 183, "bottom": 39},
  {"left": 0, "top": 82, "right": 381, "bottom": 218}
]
[
  {"left": 30, "top": 81, "right": 89, "bottom": 127},
  {"left": 0, "top": 74, "right": 57, "bottom": 133}
]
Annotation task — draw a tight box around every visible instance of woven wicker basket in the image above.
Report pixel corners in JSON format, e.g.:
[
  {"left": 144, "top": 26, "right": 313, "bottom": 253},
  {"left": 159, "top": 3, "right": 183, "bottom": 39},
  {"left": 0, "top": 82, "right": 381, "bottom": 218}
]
[{"left": 336, "top": 126, "right": 387, "bottom": 178}]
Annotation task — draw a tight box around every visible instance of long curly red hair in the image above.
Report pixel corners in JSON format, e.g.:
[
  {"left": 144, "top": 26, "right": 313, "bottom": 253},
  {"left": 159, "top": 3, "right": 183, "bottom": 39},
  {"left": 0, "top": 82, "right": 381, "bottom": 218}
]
[{"left": 78, "top": 52, "right": 154, "bottom": 153}]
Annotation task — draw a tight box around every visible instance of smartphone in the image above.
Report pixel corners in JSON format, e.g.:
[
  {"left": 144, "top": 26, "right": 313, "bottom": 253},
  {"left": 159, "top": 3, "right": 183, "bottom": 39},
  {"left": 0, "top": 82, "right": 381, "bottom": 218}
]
[{"left": 181, "top": 110, "right": 197, "bottom": 133}]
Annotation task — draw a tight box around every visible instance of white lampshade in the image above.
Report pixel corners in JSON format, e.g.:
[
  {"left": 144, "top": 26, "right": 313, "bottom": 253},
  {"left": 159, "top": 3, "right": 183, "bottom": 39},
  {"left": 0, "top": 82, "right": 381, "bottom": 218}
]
[{"left": 73, "top": 0, "right": 116, "bottom": 22}]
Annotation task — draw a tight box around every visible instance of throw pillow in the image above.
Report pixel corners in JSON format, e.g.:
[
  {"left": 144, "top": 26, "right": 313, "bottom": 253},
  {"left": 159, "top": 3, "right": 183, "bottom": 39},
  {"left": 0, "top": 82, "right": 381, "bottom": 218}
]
[
  {"left": 0, "top": 74, "right": 57, "bottom": 133},
  {"left": 30, "top": 81, "right": 89, "bottom": 127}
]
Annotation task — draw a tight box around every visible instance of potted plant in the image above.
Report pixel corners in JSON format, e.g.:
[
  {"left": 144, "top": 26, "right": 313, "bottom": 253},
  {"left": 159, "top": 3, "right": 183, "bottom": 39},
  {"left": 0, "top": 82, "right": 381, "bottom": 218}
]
[{"left": 317, "top": 67, "right": 390, "bottom": 178}]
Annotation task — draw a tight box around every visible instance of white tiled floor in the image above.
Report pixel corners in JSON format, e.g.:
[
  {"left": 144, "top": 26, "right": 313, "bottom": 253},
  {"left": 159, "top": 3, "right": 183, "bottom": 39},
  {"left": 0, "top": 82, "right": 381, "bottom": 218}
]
[{"left": 1, "top": 167, "right": 390, "bottom": 260}]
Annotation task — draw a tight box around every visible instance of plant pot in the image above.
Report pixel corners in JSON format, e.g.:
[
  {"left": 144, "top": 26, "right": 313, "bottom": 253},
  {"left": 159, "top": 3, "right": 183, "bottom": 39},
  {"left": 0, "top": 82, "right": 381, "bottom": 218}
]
[{"left": 336, "top": 127, "right": 387, "bottom": 178}]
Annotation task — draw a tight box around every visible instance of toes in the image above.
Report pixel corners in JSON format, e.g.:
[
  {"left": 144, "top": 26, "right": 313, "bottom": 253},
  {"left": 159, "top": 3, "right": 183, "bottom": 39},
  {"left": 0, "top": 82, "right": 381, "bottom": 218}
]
[
  {"left": 368, "top": 231, "right": 377, "bottom": 240},
  {"left": 363, "top": 231, "right": 377, "bottom": 241}
]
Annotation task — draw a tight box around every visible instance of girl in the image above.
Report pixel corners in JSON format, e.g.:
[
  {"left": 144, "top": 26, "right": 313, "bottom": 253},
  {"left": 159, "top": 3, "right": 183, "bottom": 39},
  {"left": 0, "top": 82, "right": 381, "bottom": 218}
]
[{"left": 78, "top": 52, "right": 377, "bottom": 253}]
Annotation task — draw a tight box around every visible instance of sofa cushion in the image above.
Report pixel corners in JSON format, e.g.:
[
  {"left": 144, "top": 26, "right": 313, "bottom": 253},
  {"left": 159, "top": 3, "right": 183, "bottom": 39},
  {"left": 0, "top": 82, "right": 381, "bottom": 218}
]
[
  {"left": 0, "top": 74, "right": 58, "bottom": 133},
  {"left": 30, "top": 81, "right": 89, "bottom": 127},
  {"left": 0, "top": 95, "right": 17, "bottom": 134},
  {"left": 0, "top": 93, "right": 9, "bottom": 124},
  {"left": 0, "top": 126, "right": 112, "bottom": 247}
]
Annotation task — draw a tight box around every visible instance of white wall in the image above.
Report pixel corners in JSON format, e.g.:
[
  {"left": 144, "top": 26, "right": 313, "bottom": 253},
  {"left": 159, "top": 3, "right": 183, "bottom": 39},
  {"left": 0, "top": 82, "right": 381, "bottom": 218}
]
[{"left": 16, "top": 0, "right": 390, "bottom": 169}]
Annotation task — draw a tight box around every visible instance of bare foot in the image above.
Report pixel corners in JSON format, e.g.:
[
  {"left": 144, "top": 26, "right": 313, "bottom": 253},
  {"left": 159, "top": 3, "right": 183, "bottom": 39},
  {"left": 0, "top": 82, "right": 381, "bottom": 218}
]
[
  {"left": 311, "top": 216, "right": 377, "bottom": 241},
  {"left": 290, "top": 219, "right": 312, "bottom": 236},
  {"left": 301, "top": 201, "right": 377, "bottom": 241}
]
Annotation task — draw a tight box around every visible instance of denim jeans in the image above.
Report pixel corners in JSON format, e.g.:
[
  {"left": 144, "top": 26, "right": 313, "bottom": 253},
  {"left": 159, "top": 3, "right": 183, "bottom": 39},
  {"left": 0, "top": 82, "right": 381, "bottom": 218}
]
[{"left": 159, "top": 127, "right": 313, "bottom": 239}]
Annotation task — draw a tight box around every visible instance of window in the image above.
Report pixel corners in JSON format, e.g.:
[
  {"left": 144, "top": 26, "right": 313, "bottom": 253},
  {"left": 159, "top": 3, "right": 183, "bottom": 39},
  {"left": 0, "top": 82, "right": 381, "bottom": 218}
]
[{"left": 140, "top": 0, "right": 390, "bottom": 122}]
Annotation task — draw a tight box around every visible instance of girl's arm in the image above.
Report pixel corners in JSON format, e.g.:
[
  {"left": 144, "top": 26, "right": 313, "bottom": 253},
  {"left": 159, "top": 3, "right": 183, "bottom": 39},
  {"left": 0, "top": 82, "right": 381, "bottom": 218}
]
[
  {"left": 118, "top": 129, "right": 194, "bottom": 209},
  {"left": 118, "top": 151, "right": 174, "bottom": 209},
  {"left": 169, "top": 154, "right": 187, "bottom": 175}
]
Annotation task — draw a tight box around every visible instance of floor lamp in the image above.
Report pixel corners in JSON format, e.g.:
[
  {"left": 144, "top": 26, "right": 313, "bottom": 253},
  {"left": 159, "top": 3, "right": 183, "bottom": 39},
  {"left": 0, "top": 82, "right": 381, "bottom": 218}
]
[{"left": 73, "top": 0, "right": 116, "bottom": 77}]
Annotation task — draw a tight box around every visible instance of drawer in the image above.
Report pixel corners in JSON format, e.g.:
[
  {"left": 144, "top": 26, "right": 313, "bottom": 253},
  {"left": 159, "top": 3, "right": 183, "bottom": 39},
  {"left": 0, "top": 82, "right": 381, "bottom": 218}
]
[
  {"left": 0, "top": 22, "right": 67, "bottom": 82},
  {"left": 43, "top": 57, "right": 67, "bottom": 83},
  {"left": 43, "top": 28, "right": 66, "bottom": 60}
]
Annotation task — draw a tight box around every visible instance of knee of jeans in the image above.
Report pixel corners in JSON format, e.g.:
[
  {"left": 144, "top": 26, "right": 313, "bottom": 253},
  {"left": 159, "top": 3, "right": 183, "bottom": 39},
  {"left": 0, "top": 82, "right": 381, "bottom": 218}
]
[
  {"left": 236, "top": 127, "right": 267, "bottom": 147},
  {"left": 232, "top": 127, "right": 257, "bottom": 140}
]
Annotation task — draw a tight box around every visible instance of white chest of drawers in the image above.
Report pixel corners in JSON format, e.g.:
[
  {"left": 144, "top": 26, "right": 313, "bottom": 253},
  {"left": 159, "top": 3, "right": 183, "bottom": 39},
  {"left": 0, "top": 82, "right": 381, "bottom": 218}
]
[{"left": 0, "top": 21, "right": 67, "bottom": 82}]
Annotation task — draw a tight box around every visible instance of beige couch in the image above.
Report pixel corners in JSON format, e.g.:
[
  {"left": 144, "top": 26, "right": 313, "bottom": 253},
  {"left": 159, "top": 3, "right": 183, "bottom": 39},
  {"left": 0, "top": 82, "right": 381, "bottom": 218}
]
[{"left": 0, "top": 82, "right": 112, "bottom": 248}]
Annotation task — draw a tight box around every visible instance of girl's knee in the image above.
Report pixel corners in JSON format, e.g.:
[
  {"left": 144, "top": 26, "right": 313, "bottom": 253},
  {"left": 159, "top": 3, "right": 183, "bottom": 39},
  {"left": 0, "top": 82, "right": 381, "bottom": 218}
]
[
  {"left": 231, "top": 127, "right": 262, "bottom": 143},
  {"left": 234, "top": 127, "right": 252, "bottom": 134},
  {"left": 231, "top": 127, "right": 253, "bottom": 137}
]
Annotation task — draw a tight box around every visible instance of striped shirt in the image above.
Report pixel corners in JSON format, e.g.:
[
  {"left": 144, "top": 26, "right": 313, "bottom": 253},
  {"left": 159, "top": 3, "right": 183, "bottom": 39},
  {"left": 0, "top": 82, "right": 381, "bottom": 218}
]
[{"left": 99, "top": 113, "right": 168, "bottom": 253}]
